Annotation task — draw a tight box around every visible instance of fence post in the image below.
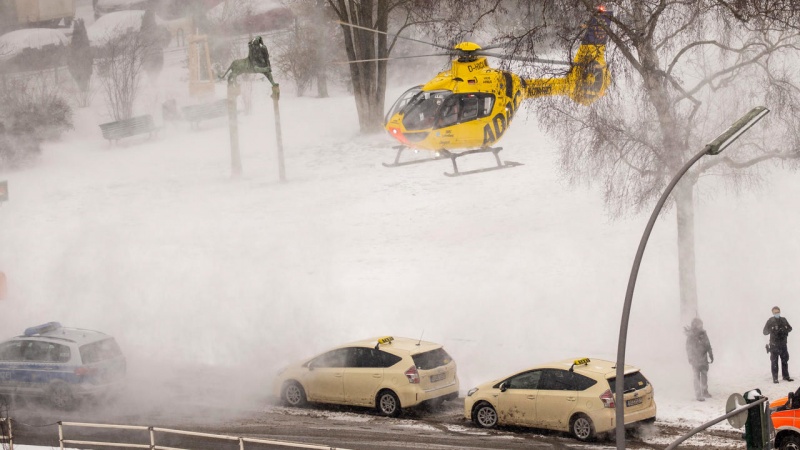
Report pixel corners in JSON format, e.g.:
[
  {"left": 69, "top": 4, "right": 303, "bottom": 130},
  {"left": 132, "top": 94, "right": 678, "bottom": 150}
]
[
  {"left": 271, "top": 85, "right": 285, "bottom": 182},
  {"left": 58, "top": 421, "right": 64, "bottom": 450},
  {"left": 150, "top": 426, "right": 155, "bottom": 450},
  {"left": 227, "top": 83, "right": 242, "bottom": 177}
]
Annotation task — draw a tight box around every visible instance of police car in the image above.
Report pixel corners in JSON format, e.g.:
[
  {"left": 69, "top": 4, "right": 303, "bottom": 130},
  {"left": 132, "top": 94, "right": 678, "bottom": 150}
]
[
  {"left": 0, "top": 322, "right": 126, "bottom": 409},
  {"left": 273, "top": 336, "right": 459, "bottom": 417},
  {"left": 464, "top": 357, "right": 656, "bottom": 441}
]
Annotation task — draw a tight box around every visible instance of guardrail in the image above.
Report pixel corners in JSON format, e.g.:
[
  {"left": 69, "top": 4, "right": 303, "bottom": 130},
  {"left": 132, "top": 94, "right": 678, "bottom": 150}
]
[{"left": 58, "top": 421, "right": 352, "bottom": 450}]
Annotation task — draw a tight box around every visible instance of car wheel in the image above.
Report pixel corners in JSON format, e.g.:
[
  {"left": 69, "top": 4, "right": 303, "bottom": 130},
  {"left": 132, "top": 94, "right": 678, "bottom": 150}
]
[
  {"left": 376, "top": 390, "right": 401, "bottom": 417},
  {"left": 48, "top": 382, "right": 76, "bottom": 410},
  {"left": 282, "top": 382, "right": 306, "bottom": 407},
  {"left": 472, "top": 402, "right": 498, "bottom": 428},
  {"left": 570, "top": 414, "right": 596, "bottom": 442},
  {"left": 781, "top": 434, "right": 800, "bottom": 450}
]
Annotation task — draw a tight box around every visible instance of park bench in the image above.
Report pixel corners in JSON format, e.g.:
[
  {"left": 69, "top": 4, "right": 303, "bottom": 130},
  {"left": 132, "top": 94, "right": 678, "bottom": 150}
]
[
  {"left": 98, "top": 115, "right": 158, "bottom": 144},
  {"left": 181, "top": 99, "right": 228, "bottom": 129}
]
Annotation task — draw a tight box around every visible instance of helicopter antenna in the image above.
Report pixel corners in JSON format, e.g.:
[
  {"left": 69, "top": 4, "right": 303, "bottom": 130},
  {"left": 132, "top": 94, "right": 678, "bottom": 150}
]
[
  {"left": 336, "top": 21, "right": 453, "bottom": 51},
  {"left": 417, "top": 330, "right": 424, "bottom": 346}
]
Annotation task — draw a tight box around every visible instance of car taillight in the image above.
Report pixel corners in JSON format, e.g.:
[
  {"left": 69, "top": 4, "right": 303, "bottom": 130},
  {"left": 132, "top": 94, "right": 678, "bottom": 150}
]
[
  {"left": 404, "top": 366, "right": 420, "bottom": 384},
  {"left": 600, "top": 389, "right": 615, "bottom": 408},
  {"left": 74, "top": 366, "right": 97, "bottom": 376}
]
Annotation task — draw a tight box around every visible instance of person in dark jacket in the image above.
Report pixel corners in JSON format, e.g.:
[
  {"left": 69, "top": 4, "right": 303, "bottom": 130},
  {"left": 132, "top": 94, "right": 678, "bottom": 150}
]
[
  {"left": 764, "top": 306, "right": 793, "bottom": 383},
  {"left": 685, "top": 317, "right": 714, "bottom": 401}
]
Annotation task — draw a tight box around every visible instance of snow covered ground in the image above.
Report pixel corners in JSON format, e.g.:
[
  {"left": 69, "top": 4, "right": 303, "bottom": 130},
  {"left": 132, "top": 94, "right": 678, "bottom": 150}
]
[{"left": 1, "top": 46, "right": 799, "bottom": 448}]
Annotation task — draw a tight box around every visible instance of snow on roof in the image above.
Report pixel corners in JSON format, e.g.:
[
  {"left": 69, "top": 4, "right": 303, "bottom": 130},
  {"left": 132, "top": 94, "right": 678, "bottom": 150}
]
[
  {"left": 207, "top": 0, "right": 284, "bottom": 22},
  {"left": 0, "top": 28, "right": 68, "bottom": 61},
  {"left": 87, "top": 9, "right": 162, "bottom": 46}
]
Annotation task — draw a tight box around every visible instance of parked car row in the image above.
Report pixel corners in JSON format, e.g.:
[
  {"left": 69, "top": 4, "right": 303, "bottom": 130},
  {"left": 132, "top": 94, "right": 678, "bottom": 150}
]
[{"left": 272, "top": 335, "right": 658, "bottom": 442}]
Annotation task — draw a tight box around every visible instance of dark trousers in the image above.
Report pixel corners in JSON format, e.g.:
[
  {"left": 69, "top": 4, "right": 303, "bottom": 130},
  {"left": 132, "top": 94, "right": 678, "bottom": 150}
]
[
  {"left": 771, "top": 345, "right": 790, "bottom": 380},
  {"left": 692, "top": 364, "right": 709, "bottom": 398}
]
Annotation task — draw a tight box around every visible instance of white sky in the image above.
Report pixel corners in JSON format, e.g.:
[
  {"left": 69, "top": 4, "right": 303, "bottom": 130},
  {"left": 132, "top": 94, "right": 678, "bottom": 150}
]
[{"left": 1, "top": 9, "right": 799, "bottom": 447}]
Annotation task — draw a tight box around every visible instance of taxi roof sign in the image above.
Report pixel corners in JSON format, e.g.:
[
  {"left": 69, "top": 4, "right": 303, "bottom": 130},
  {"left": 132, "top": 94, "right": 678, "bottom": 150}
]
[
  {"left": 570, "top": 357, "right": 591, "bottom": 372},
  {"left": 374, "top": 336, "right": 394, "bottom": 349}
]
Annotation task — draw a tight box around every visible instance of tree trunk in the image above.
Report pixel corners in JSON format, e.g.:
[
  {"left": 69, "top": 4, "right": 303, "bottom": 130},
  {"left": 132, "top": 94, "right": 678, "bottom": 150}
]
[
  {"left": 332, "top": 0, "right": 388, "bottom": 133},
  {"left": 675, "top": 180, "right": 699, "bottom": 324}
]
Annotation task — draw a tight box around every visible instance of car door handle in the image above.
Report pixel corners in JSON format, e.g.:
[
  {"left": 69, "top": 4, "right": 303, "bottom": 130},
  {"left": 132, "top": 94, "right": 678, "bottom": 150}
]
[
  {"left": 527, "top": 395, "right": 536, "bottom": 400},
  {"left": 566, "top": 397, "right": 576, "bottom": 401},
  {"left": 372, "top": 374, "right": 381, "bottom": 378},
  {"left": 335, "top": 373, "right": 343, "bottom": 377}
]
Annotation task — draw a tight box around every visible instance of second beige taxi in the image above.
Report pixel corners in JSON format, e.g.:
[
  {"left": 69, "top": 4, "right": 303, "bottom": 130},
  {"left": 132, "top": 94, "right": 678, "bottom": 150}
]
[
  {"left": 273, "top": 336, "right": 459, "bottom": 416},
  {"left": 464, "top": 357, "right": 656, "bottom": 441}
]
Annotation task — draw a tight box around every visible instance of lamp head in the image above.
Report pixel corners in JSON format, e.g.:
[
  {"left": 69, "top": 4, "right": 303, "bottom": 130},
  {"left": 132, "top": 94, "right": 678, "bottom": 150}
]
[{"left": 706, "top": 106, "right": 769, "bottom": 155}]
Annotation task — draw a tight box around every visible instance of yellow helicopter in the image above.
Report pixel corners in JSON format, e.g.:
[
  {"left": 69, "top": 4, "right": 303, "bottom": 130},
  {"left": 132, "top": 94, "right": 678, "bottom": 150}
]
[{"left": 373, "top": 8, "right": 612, "bottom": 176}]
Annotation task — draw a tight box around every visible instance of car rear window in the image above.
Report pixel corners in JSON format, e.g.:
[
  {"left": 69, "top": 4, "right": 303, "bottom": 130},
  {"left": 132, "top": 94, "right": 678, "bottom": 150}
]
[
  {"left": 607, "top": 371, "right": 650, "bottom": 393},
  {"left": 412, "top": 348, "right": 452, "bottom": 370},
  {"left": 80, "top": 338, "right": 123, "bottom": 364}
]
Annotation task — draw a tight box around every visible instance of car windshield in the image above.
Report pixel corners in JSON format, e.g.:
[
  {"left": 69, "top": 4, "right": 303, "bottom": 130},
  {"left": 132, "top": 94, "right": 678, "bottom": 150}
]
[
  {"left": 607, "top": 371, "right": 649, "bottom": 393},
  {"left": 401, "top": 90, "right": 452, "bottom": 131},
  {"left": 412, "top": 348, "right": 452, "bottom": 370}
]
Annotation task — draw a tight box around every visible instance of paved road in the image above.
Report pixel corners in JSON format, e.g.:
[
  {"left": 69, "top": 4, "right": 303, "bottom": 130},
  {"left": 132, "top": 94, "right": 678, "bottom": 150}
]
[{"left": 5, "top": 393, "right": 744, "bottom": 450}]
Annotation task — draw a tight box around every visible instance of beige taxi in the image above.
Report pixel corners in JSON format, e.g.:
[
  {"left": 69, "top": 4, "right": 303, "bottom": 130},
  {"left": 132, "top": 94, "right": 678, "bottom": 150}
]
[
  {"left": 464, "top": 357, "right": 656, "bottom": 441},
  {"left": 273, "top": 336, "right": 459, "bottom": 416}
]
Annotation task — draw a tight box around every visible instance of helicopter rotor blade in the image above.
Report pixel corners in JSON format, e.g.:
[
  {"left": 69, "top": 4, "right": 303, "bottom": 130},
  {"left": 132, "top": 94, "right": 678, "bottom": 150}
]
[
  {"left": 335, "top": 53, "right": 451, "bottom": 64},
  {"left": 474, "top": 50, "right": 571, "bottom": 66},
  {"left": 336, "top": 21, "right": 453, "bottom": 52}
]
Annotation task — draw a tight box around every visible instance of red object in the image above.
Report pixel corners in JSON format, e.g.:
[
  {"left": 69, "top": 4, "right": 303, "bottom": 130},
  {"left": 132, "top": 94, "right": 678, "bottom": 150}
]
[{"left": 404, "top": 366, "right": 420, "bottom": 384}]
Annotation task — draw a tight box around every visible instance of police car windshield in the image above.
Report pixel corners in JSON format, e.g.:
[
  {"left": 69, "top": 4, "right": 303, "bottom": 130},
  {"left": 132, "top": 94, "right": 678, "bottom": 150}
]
[{"left": 402, "top": 90, "right": 452, "bottom": 131}]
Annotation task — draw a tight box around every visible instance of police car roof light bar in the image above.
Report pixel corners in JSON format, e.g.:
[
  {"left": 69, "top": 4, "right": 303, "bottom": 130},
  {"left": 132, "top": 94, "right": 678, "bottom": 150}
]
[{"left": 24, "top": 322, "right": 62, "bottom": 336}]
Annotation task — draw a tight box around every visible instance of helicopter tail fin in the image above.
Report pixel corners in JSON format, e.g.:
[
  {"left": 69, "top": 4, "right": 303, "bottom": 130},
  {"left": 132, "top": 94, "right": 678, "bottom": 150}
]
[{"left": 568, "top": 9, "right": 612, "bottom": 105}]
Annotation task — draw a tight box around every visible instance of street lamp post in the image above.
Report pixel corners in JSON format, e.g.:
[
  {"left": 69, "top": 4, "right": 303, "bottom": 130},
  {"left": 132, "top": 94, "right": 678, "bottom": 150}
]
[{"left": 614, "top": 106, "right": 770, "bottom": 448}]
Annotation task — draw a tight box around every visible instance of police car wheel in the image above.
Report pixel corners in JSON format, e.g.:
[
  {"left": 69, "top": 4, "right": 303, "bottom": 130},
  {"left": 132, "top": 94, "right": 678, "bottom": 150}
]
[
  {"left": 571, "top": 414, "right": 596, "bottom": 441},
  {"left": 473, "top": 402, "right": 498, "bottom": 428},
  {"left": 781, "top": 434, "right": 800, "bottom": 450},
  {"left": 283, "top": 382, "right": 306, "bottom": 407},
  {"left": 48, "top": 382, "right": 76, "bottom": 410},
  {"left": 377, "top": 390, "right": 401, "bottom": 417}
]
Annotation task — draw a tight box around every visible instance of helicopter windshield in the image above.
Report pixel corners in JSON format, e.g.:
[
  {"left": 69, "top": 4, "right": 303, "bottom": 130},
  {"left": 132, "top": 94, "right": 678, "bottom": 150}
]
[
  {"left": 401, "top": 90, "right": 453, "bottom": 131},
  {"left": 385, "top": 85, "right": 422, "bottom": 125}
]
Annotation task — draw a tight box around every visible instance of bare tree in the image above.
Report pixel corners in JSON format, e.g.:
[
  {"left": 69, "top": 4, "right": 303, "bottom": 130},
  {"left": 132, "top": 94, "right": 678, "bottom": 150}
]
[
  {"left": 96, "top": 30, "right": 150, "bottom": 121},
  {"left": 496, "top": 1, "right": 800, "bottom": 323},
  {"left": 276, "top": 0, "right": 344, "bottom": 97}
]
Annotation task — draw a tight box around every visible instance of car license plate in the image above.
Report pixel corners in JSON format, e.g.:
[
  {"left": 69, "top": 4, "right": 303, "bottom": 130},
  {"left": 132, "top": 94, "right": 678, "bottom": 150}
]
[
  {"left": 430, "top": 373, "right": 446, "bottom": 383},
  {"left": 626, "top": 397, "right": 643, "bottom": 407}
]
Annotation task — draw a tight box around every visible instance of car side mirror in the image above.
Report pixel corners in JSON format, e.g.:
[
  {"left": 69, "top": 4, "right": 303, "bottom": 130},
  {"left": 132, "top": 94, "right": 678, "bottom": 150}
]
[
  {"left": 307, "top": 361, "right": 315, "bottom": 371},
  {"left": 499, "top": 382, "right": 508, "bottom": 392}
]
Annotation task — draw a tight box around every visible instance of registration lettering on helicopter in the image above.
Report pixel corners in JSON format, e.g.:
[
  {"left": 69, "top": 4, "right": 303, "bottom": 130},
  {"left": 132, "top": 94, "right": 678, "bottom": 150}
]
[{"left": 467, "top": 60, "right": 488, "bottom": 72}]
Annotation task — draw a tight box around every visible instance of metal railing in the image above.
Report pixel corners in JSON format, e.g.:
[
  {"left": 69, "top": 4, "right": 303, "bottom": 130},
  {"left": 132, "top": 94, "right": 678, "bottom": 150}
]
[
  {"left": 0, "top": 416, "right": 12, "bottom": 450},
  {"left": 664, "top": 396, "right": 769, "bottom": 450},
  {"left": 58, "top": 421, "right": 351, "bottom": 450}
]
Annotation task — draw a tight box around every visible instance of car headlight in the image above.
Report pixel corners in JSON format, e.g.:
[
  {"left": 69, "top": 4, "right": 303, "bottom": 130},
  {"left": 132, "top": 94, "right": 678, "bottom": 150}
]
[{"left": 467, "top": 388, "right": 478, "bottom": 397}]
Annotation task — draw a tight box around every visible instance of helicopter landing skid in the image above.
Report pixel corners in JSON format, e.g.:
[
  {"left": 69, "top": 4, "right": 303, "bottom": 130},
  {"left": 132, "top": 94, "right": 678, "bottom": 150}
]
[
  {"left": 382, "top": 146, "right": 447, "bottom": 167},
  {"left": 441, "top": 147, "right": 523, "bottom": 177}
]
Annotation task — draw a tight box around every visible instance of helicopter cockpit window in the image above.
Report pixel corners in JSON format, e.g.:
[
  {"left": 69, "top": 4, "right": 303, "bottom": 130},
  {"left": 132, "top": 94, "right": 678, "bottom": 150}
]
[
  {"left": 401, "top": 90, "right": 452, "bottom": 131},
  {"left": 385, "top": 85, "right": 422, "bottom": 125},
  {"left": 461, "top": 95, "right": 479, "bottom": 120}
]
